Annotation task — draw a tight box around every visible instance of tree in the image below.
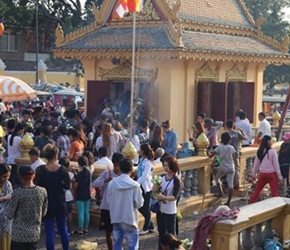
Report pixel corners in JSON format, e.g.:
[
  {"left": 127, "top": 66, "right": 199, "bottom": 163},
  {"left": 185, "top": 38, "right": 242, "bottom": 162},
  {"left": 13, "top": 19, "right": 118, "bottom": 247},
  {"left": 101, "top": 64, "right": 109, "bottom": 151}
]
[{"left": 244, "top": 0, "right": 290, "bottom": 87}]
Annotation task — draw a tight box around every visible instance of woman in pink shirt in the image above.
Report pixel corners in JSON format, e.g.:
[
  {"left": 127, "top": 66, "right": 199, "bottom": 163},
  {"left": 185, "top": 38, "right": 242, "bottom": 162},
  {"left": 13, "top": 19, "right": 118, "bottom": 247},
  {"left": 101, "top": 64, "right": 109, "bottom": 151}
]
[{"left": 249, "top": 135, "right": 284, "bottom": 204}]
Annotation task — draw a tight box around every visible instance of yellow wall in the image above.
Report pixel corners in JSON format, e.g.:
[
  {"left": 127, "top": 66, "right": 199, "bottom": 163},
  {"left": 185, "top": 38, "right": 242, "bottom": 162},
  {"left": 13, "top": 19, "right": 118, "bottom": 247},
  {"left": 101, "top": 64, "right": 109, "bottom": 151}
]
[{"left": 81, "top": 58, "right": 264, "bottom": 143}]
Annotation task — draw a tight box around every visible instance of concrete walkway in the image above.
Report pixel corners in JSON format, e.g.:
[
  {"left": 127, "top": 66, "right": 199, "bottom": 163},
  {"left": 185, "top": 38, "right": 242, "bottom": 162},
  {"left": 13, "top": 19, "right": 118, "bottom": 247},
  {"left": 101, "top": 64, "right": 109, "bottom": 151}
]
[{"left": 37, "top": 197, "right": 247, "bottom": 249}]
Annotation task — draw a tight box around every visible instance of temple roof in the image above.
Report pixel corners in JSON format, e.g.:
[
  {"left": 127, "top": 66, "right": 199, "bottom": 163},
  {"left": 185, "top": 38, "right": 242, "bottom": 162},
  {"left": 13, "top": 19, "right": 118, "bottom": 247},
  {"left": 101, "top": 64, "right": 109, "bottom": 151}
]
[
  {"left": 58, "top": 26, "right": 175, "bottom": 50},
  {"left": 182, "top": 31, "right": 286, "bottom": 56},
  {"left": 54, "top": 0, "right": 290, "bottom": 64},
  {"left": 172, "top": 0, "right": 255, "bottom": 30}
]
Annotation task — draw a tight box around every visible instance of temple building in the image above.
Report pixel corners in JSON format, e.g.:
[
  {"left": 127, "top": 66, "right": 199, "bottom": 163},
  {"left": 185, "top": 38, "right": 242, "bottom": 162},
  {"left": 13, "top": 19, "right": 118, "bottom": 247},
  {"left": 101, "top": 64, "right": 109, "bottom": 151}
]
[{"left": 54, "top": 0, "right": 290, "bottom": 140}]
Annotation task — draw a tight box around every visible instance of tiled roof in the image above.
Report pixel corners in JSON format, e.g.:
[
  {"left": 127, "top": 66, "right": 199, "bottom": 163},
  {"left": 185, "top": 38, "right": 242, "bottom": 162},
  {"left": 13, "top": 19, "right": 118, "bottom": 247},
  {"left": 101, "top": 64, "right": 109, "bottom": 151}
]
[
  {"left": 182, "top": 31, "right": 287, "bottom": 56},
  {"left": 173, "top": 0, "right": 255, "bottom": 30},
  {"left": 58, "top": 26, "right": 175, "bottom": 50}
]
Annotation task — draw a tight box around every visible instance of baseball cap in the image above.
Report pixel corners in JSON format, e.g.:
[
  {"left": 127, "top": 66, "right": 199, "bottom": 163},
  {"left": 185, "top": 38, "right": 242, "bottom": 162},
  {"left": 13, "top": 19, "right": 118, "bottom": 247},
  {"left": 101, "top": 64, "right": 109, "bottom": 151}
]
[
  {"left": 19, "top": 166, "right": 35, "bottom": 176},
  {"left": 283, "top": 132, "right": 290, "bottom": 140}
]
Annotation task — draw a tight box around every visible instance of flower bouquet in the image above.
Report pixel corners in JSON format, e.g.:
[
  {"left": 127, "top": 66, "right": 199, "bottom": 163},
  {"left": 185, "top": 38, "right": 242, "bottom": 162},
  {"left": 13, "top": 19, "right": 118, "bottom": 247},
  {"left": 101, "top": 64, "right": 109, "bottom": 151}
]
[
  {"left": 181, "top": 238, "right": 192, "bottom": 250},
  {"left": 151, "top": 175, "right": 162, "bottom": 199}
]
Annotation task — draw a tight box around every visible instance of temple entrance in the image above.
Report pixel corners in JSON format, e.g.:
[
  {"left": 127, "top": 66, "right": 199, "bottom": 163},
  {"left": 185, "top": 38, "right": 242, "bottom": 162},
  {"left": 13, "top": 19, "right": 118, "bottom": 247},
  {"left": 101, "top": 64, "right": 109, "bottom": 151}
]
[
  {"left": 197, "top": 81, "right": 255, "bottom": 123},
  {"left": 86, "top": 80, "right": 150, "bottom": 121}
]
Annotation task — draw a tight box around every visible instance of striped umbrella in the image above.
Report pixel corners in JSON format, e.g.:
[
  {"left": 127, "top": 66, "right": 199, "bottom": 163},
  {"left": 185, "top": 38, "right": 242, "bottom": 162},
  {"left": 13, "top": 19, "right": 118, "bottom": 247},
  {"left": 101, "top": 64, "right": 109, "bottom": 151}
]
[{"left": 0, "top": 76, "right": 37, "bottom": 102}]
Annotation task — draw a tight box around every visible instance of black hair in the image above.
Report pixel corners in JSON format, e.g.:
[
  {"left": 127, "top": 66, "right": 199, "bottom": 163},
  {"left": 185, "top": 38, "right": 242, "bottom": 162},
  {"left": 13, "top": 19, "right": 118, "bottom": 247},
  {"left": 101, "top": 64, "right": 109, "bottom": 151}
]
[
  {"left": 98, "top": 147, "right": 108, "bottom": 157},
  {"left": 58, "top": 125, "right": 67, "bottom": 135},
  {"left": 197, "top": 112, "right": 206, "bottom": 119},
  {"left": 259, "top": 112, "right": 266, "bottom": 119},
  {"left": 0, "top": 164, "right": 11, "bottom": 176},
  {"left": 239, "top": 111, "right": 246, "bottom": 120},
  {"left": 119, "top": 158, "right": 133, "bottom": 174},
  {"left": 221, "top": 132, "right": 231, "bottom": 144},
  {"left": 78, "top": 155, "right": 88, "bottom": 167},
  {"left": 82, "top": 151, "right": 95, "bottom": 165},
  {"left": 161, "top": 155, "right": 180, "bottom": 174},
  {"left": 28, "top": 147, "right": 40, "bottom": 157},
  {"left": 140, "top": 144, "right": 154, "bottom": 161},
  {"left": 67, "top": 128, "right": 79, "bottom": 140},
  {"left": 112, "top": 153, "right": 124, "bottom": 164},
  {"left": 140, "top": 119, "right": 149, "bottom": 129},
  {"left": 226, "top": 119, "right": 234, "bottom": 129},
  {"left": 59, "top": 157, "right": 70, "bottom": 168},
  {"left": 7, "top": 119, "right": 16, "bottom": 130},
  {"left": 40, "top": 126, "right": 51, "bottom": 136},
  {"left": 257, "top": 135, "right": 272, "bottom": 161},
  {"left": 10, "top": 123, "right": 24, "bottom": 146},
  {"left": 50, "top": 112, "right": 59, "bottom": 118}
]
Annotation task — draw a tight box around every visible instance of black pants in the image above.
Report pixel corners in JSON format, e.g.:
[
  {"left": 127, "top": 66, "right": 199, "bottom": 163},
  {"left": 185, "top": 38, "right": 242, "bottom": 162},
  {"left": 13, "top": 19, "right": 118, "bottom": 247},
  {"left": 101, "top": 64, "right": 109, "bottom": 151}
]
[
  {"left": 138, "top": 190, "right": 154, "bottom": 231},
  {"left": 11, "top": 241, "right": 38, "bottom": 250},
  {"left": 280, "top": 164, "right": 289, "bottom": 186},
  {"left": 157, "top": 212, "right": 176, "bottom": 250}
]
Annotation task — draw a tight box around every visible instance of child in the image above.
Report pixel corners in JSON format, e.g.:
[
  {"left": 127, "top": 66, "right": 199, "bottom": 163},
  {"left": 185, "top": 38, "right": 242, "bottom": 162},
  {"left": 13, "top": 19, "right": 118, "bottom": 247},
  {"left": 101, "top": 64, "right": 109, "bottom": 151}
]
[
  {"left": 207, "top": 132, "right": 237, "bottom": 207},
  {"left": 7, "top": 166, "right": 47, "bottom": 249},
  {"left": 59, "top": 157, "right": 74, "bottom": 236},
  {"left": 73, "top": 156, "right": 91, "bottom": 235},
  {"left": 0, "top": 164, "right": 12, "bottom": 250}
]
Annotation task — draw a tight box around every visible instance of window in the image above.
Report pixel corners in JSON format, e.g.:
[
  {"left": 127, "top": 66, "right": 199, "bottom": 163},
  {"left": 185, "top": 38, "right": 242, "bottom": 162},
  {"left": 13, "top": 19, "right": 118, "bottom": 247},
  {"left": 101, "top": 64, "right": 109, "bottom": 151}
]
[{"left": 0, "top": 33, "right": 17, "bottom": 51}]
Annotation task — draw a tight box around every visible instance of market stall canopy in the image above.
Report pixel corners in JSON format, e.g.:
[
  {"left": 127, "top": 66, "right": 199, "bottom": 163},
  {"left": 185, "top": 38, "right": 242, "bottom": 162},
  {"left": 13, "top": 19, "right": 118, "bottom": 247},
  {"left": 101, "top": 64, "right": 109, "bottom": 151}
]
[
  {"left": 53, "top": 89, "right": 84, "bottom": 96},
  {"left": 36, "top": 90, "right": 52, "bottom": 96},
  {"left": 0, "top": 76, "right": 37, "bottom": 102}
]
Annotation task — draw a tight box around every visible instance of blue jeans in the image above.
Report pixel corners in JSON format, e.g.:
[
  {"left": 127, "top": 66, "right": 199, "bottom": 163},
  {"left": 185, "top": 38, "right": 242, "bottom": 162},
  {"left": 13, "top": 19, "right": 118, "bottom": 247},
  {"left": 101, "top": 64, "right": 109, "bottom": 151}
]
[
  {"left": 76, "top": 200, "right": 90, "bottom": 230},
  {"left": 113, "top": 223, "right": 139, "bottom": 250},
  {"left": 44, "top": 215, "right": 69, "bottom": 250}
]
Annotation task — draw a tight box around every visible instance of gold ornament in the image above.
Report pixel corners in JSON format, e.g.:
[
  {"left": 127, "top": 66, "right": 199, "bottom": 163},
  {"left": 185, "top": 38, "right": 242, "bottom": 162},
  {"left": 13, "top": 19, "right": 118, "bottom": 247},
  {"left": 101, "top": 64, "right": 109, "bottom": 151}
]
[
  {"left": 272, "top": 111, "right": 281, "bottom": 127},
  {"left": 122, "top": 141, "right": 138, "bottom": 160},
  {"left": 19, "top": 133, "right": 34, "bottom": 158},
  {"left": 195, "top": 132, "right": 209, "bottom": 156}
]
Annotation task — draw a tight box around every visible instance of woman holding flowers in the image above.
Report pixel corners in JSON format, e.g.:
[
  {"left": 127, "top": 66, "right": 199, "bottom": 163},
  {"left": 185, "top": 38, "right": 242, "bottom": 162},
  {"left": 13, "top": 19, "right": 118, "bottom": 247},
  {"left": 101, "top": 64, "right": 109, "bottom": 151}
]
[
  {"left": 137, "top": 144, "right": 155, "bottom": 235},
  {"left": 153, "top": 155, "right": 182, "bottom": 250}
]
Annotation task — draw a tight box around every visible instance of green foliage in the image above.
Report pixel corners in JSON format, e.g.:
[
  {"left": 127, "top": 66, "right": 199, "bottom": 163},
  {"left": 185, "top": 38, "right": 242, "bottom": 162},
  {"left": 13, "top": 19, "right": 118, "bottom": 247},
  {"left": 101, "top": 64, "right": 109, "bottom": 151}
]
[{"left": 244, "top": 0, "right": 290, "bottom": 86}]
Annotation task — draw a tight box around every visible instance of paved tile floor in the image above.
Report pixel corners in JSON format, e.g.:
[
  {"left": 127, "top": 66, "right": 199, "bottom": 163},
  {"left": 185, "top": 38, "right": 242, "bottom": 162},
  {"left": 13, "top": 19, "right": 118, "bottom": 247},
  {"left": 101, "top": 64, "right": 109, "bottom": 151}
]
[{"left": 37, "top": 197, "right": 247, "bottom": 249}]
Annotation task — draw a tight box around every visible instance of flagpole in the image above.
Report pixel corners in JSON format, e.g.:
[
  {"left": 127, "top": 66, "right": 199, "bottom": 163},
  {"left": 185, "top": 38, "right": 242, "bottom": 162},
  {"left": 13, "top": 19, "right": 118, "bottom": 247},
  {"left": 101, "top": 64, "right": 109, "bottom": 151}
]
[{"left": 129, "top": 11, "right": 137, "bottom": 140}]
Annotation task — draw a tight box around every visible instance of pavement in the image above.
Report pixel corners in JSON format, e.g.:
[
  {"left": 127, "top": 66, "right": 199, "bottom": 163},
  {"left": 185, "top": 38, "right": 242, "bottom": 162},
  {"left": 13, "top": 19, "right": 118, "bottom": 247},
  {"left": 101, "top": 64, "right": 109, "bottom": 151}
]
[{"left": 37, "top": 196, "right": 247, "bottom": 249}]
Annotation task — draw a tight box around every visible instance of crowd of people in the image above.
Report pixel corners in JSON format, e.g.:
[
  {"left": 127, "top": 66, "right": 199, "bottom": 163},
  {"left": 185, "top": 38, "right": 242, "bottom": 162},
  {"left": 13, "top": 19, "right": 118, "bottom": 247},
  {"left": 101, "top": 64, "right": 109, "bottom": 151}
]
[{"left": 0, "top": 97, "right": 289, "bottom": 250}]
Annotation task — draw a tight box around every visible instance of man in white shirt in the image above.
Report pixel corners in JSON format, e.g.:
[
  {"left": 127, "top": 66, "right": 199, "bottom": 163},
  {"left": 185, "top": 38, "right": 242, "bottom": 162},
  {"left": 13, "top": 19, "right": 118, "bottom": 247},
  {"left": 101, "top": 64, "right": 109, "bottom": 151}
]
[
  {"left": 29, "top": 148, "right": 46, "bottom": 172},
  {"left": 94, "top": 147, "right": 113, "bottom": 169},
  {"left": 256, "top": 112, "right": 271, "bottom": 139},
  {"left": 235, "top": 111, "right": 252, "bottom": 146}
]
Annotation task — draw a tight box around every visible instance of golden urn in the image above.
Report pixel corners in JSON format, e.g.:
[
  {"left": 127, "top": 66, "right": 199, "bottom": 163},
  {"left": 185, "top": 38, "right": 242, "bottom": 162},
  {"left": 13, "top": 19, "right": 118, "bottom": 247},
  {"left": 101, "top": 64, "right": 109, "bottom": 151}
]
[
  {"left": 272, "top": 111, "right": 281, "bottom": 127},
  {"left": 19, "top": 133, "right": 34, "bottom": 158},
  {"left": 195, "top": 132, "right": 209, "bottom": 156},
  {"left": 122, "top": 141, "right": 138, "bottom": 160}
]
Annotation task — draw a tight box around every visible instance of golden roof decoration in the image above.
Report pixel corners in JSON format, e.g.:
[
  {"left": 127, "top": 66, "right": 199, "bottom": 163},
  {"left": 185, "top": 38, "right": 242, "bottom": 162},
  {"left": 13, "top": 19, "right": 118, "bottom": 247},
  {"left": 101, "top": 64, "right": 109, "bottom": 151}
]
[
  {"left": 225, "top": 64, "right": 247, "bottom": 82},
  {"left": 99, "top": 60, "right": 158, "bottom": 83},
  {"left": 55, "top": 24, "right": 64, "bottom": 47},
  {"left": 282, "top": 35, "right": 289, "bottom": 53},
  {"left": 236, "top": 0, "right": 256, "bottom": 26},
  {"left": 255, "top": 15, "right": 263, "bottom": 32},
  {"left": 156, "top": 0, "right": 180, "bottom": 21},
  {"left": 165, "top": 19, "right": 184, "bottom": 47},
  {"left": 92, "top": 0, "right": 113, "bottom": 25}
]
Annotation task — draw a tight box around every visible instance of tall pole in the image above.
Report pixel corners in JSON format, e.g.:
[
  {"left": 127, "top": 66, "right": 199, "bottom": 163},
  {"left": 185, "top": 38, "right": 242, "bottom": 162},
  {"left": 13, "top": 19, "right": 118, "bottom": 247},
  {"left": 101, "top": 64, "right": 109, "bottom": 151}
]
[
  {"left": 35, "top": 0, "right": 39, "bottom": 85},
  {"left": 129, "top": 12, "right": 137, "bottom": 140}
]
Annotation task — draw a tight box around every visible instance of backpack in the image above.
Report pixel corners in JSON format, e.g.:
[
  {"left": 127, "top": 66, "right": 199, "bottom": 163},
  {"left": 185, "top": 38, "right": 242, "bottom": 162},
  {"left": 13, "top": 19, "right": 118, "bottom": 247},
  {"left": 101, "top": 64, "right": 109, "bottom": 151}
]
[{"left": 263, "top": 238, "right": 283, "bottom": 250}]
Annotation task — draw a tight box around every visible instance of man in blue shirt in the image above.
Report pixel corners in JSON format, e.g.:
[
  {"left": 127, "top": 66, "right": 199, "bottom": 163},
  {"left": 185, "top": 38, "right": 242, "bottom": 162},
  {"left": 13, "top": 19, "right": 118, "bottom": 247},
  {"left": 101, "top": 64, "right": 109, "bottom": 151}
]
[{"left": 161, "top": 120, "right": 178, "bottom": 157}]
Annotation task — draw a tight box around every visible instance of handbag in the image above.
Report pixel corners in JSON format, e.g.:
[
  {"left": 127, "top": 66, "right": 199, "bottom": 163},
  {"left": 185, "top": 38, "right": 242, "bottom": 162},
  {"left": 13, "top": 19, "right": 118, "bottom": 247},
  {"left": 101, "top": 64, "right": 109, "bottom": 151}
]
[{"left": 150, "top": 199, "right": 160, "bottom": 213}]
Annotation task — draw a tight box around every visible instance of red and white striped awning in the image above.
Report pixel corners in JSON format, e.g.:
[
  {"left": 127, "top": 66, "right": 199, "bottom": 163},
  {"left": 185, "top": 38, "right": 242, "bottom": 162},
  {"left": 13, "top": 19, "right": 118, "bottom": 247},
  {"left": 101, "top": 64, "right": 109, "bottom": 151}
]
[{"left": 0, "top": 76, "right": 37, "bottom": 102}]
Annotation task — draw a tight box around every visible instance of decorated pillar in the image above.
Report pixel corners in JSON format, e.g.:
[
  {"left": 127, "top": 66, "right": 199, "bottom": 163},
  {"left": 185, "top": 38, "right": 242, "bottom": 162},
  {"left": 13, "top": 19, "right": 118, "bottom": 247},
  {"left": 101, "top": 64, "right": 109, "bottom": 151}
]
[
  {"left": 0, "top": 59, "right": 6, "bottom": 75},
  {"left": 38, "top": 59, "right": 47, "bottom": 83}
]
